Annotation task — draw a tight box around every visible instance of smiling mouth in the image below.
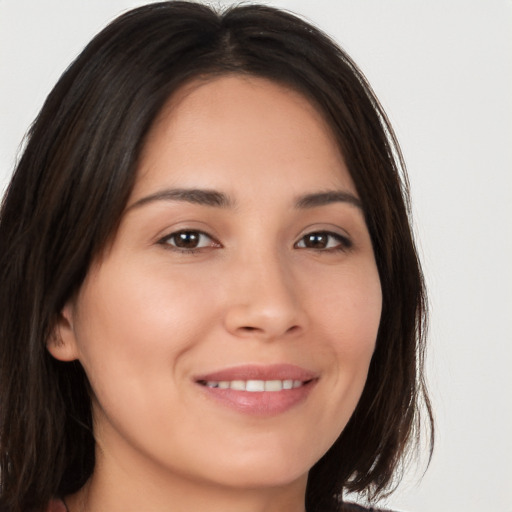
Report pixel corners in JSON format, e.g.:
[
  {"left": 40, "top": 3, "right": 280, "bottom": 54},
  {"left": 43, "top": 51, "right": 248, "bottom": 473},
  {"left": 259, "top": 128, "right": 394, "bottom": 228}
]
[
  {"left": 197, "top": 379, "right": 313, "bottom": 392},
  {"left": 193, "top": 364, "right": 318, "bottom": 415}
]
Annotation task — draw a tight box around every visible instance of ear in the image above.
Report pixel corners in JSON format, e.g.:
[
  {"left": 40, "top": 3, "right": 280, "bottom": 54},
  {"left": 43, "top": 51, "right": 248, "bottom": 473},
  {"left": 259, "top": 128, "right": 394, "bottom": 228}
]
[{"left": 46, "top": 301, "right": 80, "bottom": 361}]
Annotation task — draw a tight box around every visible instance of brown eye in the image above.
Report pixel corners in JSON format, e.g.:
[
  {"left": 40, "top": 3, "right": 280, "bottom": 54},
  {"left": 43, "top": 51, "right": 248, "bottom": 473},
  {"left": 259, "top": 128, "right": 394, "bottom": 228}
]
[
  {"left": 295, "top": 231, "right": 351, "bottom": 251},
  {"left": 161, "top": 230, "right": 218, "bottom": 251},
  {"left": 302, "top": 233, "right": 329, "bottom": 249}
]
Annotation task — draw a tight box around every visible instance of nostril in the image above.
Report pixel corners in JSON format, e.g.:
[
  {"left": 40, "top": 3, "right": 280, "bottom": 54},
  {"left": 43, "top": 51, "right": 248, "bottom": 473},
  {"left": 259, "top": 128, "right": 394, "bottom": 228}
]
[
  {"left": 238, "top": 324, "right": 300, "bottom": 335},
  {"left": 241, "top": 326, "right": 258, "bottom": 332}
]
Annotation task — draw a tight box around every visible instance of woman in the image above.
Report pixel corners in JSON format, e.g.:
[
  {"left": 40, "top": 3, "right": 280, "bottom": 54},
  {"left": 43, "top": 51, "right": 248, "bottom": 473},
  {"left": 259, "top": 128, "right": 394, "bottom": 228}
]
[{"left": 0, "top": 2, "right": 433, "bottom": 511}]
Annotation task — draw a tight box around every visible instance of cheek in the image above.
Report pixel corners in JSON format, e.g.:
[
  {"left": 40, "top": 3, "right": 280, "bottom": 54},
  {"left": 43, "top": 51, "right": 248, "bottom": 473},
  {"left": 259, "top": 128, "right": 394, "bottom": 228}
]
[
  {"left": 71, "top": 260, "right": 217, "bottom": 395},
  {"left": 312, "top": 262, "right": 382, "bottom": 412},
  {"left": 316, "top": 262, "right": 382, "bottom": 354},
  {"left": 77, "top": 260, "right": 207, "bottom": 342},
  {"left": 70, "top": 263, "right": 218, "bottom": 443}
]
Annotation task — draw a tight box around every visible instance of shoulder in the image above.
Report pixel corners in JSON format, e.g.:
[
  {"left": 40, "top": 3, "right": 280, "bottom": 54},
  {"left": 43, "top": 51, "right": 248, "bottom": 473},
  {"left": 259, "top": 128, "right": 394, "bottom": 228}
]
[{"left": 45, "top": 499, "right": 67, "bottom": 512}]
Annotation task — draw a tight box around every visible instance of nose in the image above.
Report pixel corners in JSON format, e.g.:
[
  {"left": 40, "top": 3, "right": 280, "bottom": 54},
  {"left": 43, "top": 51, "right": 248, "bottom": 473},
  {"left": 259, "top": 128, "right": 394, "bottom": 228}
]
[{"left": 223, "top": 252, "right": 306, "bottom": 341}]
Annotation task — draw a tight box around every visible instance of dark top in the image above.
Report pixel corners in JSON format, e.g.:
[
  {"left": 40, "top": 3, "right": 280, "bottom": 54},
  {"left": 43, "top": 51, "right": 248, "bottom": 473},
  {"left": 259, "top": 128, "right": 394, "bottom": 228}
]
[{"left": 344, "top": 503, "right": 395, "bottom": 511}]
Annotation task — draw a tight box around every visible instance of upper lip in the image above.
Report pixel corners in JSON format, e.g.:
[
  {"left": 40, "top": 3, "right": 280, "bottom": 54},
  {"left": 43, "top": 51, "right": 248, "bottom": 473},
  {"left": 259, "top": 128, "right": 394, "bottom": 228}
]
[{"left": 194, "top": 364, "right": 318, "bottom": 383}]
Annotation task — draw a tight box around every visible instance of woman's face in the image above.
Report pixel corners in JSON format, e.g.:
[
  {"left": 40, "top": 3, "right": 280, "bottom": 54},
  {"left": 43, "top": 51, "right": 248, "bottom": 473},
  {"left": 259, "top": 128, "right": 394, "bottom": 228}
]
[{"left": 51, "top": 76, "right": 382, "bottom": 492}]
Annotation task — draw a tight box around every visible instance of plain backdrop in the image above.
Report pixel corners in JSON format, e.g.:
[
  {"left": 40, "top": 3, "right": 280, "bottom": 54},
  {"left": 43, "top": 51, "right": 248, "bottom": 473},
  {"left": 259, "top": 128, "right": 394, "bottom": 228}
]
[{"left": 1, "top": 1, "right": 511, "bottom": 511}]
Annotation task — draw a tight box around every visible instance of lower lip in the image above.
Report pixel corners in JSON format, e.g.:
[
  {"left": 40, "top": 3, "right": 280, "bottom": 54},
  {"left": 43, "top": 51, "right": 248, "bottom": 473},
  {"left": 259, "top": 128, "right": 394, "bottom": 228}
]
[{"left": 197, "top": 380, "right": 316, "bottom": 416}]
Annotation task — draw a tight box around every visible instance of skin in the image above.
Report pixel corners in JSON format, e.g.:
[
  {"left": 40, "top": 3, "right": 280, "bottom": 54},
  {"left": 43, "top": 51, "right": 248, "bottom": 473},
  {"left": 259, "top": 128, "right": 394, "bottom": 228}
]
[{"left": 49, "top": 75, "right": 382, "bottom": 512}]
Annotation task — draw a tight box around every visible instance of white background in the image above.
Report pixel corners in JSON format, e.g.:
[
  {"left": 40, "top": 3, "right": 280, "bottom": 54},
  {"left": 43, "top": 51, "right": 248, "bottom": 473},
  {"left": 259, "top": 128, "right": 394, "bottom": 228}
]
[{"left": 1, "top": 1, "right": 511, "bottom": 511}]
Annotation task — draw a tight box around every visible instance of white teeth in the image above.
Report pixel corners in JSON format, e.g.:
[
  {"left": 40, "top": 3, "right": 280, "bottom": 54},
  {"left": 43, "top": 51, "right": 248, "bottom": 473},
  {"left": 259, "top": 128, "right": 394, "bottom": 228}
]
[
  {"left": 246, "top": 380, "right": 265, "bottom": 392},
  {"left": 264, "top": 380, "right": 282, "bottom": 391},
  {"left": 231, "top": 380, "right": 246, "bottom": 391},
  {"left": 203, "top": 379, "right": 306, "bottom": 391}
]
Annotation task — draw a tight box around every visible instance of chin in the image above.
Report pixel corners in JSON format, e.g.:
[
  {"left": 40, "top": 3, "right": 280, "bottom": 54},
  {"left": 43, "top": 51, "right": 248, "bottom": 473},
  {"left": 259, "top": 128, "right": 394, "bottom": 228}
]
[
  {"left": 193, "top": 441, "right": 322, "bottom": 490},
  {"left": 211, "top": 463, "right": 309, "bottom": 490}
]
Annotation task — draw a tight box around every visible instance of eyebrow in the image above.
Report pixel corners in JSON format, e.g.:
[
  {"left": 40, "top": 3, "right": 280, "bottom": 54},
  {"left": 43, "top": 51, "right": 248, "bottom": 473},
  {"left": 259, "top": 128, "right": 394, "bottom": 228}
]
[
  {"left": 128, "top": 188, "right": 235, "bottom": 210},
  {"left": 127, "top": 187, "right": 362, "bottom": 211},
  {"left": 295, "top": 191, "right": 362, "bottom": 210}
]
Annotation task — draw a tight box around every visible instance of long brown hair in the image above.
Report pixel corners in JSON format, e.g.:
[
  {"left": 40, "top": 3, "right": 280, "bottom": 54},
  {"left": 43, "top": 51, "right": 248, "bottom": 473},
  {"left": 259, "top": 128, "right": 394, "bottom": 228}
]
[{"left": 0, "top": 3, "right": 433, "bottom": 511}]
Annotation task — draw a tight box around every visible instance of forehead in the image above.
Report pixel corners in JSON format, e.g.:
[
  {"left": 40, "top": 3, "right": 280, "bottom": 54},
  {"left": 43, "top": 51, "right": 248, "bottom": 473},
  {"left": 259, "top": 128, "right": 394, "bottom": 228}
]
[{"left": 133, "top": 74, "right": 355, "bottom": 201}]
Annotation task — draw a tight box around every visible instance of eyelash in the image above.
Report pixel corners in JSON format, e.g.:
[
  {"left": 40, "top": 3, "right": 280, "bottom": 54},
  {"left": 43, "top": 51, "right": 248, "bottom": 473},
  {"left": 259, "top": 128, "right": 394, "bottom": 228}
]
[{"left": 158, "top": 230, "right": 352, "bottom": 254}]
